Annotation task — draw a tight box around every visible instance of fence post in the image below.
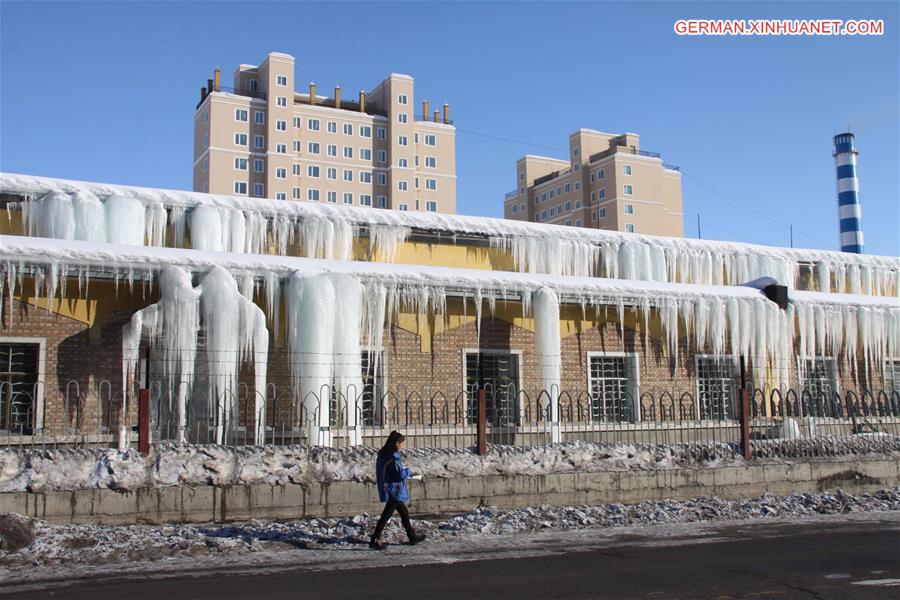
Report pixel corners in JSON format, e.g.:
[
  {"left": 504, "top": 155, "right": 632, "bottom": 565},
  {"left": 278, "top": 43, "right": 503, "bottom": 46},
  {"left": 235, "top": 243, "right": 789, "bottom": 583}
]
[
  {"left": 477, "top": 387, "right": 486, "bottom": 456},
  {"left": 138, "top": 388, "right": 150, "bottom": 455},
  {"left": 739, "top": 356, "right": 751, "bottom": 461}
]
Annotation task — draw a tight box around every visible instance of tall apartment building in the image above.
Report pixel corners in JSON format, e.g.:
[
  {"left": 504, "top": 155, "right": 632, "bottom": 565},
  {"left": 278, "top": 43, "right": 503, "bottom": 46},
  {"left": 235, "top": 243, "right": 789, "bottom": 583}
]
[
  {"left": 193, "top": 52, "right": 457, "bottom": 213},
  {"left": 504, "top": 129, "right": 683, "bottom": 236}
]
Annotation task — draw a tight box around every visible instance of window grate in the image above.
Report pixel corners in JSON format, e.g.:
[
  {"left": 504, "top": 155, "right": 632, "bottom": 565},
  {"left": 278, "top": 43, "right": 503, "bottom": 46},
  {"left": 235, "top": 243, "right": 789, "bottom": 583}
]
[
  {"left": 588, "top": 355, "right": 633, "bottom": 422},
  {"left": 465, "top": 352, "right": 520, "bottom": 424},
  {"left": 0, "top": 343, "right": 38, "bottom": 434},
  {"left": 697, "top": 357, "right": 737, "bottom": 420}
]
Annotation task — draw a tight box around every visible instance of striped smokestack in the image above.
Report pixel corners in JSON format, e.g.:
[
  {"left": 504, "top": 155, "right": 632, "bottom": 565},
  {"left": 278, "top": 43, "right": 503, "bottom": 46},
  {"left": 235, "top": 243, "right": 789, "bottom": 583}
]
[{"left": 833, "top": 132, "right": 864, "bottom": 253}]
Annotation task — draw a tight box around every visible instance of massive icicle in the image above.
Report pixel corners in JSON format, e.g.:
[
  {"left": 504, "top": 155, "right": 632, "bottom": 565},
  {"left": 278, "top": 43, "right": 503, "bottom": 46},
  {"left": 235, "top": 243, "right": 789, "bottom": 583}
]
[{"left": 533, "top": 287, "right": 561, "bottom": 442}]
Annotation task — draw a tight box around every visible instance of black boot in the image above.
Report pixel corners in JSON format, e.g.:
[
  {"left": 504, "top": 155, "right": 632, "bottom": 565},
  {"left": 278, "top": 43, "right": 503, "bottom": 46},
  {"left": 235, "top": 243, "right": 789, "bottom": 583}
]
[
  {"left": 409, "top": 533, "right": 427, "bottom": 546},
  {"left": 369, "top": 538, "right": 386, "bottom": 550}
]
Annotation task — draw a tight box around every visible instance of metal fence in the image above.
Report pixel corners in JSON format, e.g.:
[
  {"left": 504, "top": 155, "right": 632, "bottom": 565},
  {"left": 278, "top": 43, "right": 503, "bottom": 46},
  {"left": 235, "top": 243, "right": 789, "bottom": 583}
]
[{"left": 2, "top": 380, "right": 898, "bottom": 459}]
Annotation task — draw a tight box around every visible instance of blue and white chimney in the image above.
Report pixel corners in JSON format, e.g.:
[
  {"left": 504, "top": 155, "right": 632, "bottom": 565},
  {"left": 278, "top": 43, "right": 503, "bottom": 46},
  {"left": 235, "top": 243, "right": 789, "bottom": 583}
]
[{"left": 833, "top": 132, "right": 864, "bottom": 253}]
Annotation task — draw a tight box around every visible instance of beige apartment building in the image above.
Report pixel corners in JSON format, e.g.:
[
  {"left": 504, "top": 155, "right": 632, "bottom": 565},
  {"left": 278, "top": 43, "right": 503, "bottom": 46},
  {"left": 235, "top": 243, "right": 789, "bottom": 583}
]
[
  {"left": 504, "top": 130, "right": 683, "bottom": 236},
  {"left": 194, "top": 52, "right": 457, "bottom": 213}
]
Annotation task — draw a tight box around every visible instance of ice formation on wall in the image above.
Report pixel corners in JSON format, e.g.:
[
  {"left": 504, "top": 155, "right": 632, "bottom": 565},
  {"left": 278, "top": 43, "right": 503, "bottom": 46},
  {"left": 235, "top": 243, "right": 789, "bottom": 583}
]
[
  {"left": 121, "top": 266, "right": 268, "bottom": 447},
  {"left": 533, "top": 287, "right": 561, "bottom": 442}
]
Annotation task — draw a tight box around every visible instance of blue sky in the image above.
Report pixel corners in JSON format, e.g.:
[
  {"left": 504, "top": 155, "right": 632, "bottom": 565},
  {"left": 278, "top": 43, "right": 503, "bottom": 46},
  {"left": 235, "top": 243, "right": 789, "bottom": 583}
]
[{"left": 1, "top": 1, "right": 897, "bottom": 256}]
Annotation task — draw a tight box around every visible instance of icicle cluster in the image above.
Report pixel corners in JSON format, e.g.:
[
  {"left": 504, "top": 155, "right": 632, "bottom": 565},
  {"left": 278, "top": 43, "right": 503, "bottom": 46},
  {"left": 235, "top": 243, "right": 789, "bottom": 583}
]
[{"left": 25, "top": 191, "right": 155, "bottom": 247}]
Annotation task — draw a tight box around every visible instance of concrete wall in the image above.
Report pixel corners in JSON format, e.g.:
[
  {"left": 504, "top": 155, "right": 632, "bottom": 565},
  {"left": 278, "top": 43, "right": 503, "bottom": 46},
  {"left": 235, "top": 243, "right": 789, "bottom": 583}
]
[{"left": 2, "top": 457, "right": 895, "bottom": 526}]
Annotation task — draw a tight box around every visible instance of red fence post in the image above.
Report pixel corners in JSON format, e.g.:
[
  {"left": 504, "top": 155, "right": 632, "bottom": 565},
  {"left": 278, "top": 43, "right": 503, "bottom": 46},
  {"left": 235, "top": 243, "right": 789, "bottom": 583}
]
[
  {"left": 477, "top": 387, "right": 486, "bottom": 456},
  {"left": 138, "top": 388, "right": 150, "bottom": 455},
  {"left": 740, "top": 388, "right": 751, "bottom": 461}
]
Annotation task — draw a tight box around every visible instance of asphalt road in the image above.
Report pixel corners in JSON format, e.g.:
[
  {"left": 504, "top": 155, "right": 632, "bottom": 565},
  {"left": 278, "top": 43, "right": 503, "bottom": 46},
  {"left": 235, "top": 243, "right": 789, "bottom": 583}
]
[{"left": 9, "top": 516, "right": 900, "bottom": 599}]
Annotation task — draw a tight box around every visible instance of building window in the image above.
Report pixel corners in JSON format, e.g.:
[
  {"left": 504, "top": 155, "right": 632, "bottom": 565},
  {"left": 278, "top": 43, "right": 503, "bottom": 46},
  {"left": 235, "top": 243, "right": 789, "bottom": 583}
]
[
  {"left": 801, "top": 358, "right": 838, "bottom": 412},
  {"left": 398, "top": 136, "right": 408, "bottom": 146},
  {"left": 276, "top": 96, "right": 287, "bottom": 107},
  {"left": 398, "top": 113, "right": 408, "bottom": 124},
  {"left": 254, "top": 135, "right": 264, "bottom": 149},
  {"left": 590, "top": 173, "right": 595, "bottom": 183},
  {"left": 360, "top": 350, "right": 386, "bottom": 426},
  {"left": 397, "top": 94, "right": 408, "bottom": 105},
  {"left": 360, "top": 171, "right": 372, "bottom": 183},
  {"left": 291, "top": 140, "right": 300, "bottom": 152},
  {"left": 275, "top": 144, "right": 287, "bottom": 154},
  {"left": 564, "top": 183, "right": 571, "bottom": 193},
  {"left": 588, "top": 353, "right": 637, "bottom": 422},
  {"left": 248, "top": 79, "right": 258, "bottom": 92},
  {"left": 343, "top": 146, "right": 353, "bottom": 159},
  {"left": 235, "top": 109, "right": 248, "bottom": 122},
  {"left": 424, "top": 134, "right": 436, "bottom": 146},
  {"left": 253, "top": 183, "right": 264, "bottom": 197},
  {"left": 360, "top": 148, "right": 371, "bottom": 160},
  {"left": 377, "top": 127, "right": 386, "bottom": 140},
  {"left": 696, "top": 356, "right": 738, "bottom": 420},
  {"left": 426, "top": 201, "right": 437, "bottom": 212},
  {"left": 360, "top": 126, "right": 372, "bottom": 138},
  {"left": 293, "top": 187, "right": 301, "bottom": 199},
  {"left": 343, "top": 192, "right": 353, "bottom": 205},
  {"left": 276, "top": 167, "right": 287, "bottom": 179},
  {"left": 398, "top": 180, "right": 408, "bottom": 191},
  {"left": 234, "top": 181, "right": 247, "bottom": 195},
  {"left": 378, "top": 173, "right": 386, "bottom": 186},
  {"left": 327, "top": 167, "right": 337, "bottom": 180},
  {"left": 624, "top": 204, "right": 634, "bottom": 215},
  {"left": 398, "top": 203, "right": 408, "bottom": 211},
  {"left": 343, "top": 123, "right": 353, "bottom": 135},
  {"left": 573, "top": 147, "right": 580, "bottom": 156},
  {"left": 308, "top": 142, "right": 320, "bottom": 154},
  {"left": 234, "top": 133, "right": 248, "bottom": 146},
  {"left": 377, "top": 150, "right": 387, "bottom": 163},
  {"left": 234, "top": 157, "right": 248, "bottom": 170},
  {"left": 343, "top": 169, "right": 353, "bottom": 182},
  {"left": 254, "top": 159, "right": 264, "bottom": 173},
  {"left": 276, "top": 192, "right": 286, "bottom": 200},
  {"left": 511, "top": 204, "right": 518, "bottom": 214},
  {"left": 308, "top": 119, "right": 320, "bottom": 131},
  {"left": 575, "top": 219, "right": 582, "bottom": 227},
  {"left": 327, "top": 144, "right": 338, "bottom": 157},
  {"left": 599, "top": 169, "right": 605, "bottom": 179},
  {"left": 574, "top": 182, "right": 581, "bottom": 191},
  {"left": 276, "top": 120, "right": 287, "bottom": 131},
  {"left": 307, "top": 165, "right": 319, "bottom": 178},
  {"left": 542, "top": 210, "right": 548, "bottom": 220},
  {"left": 599, "top": 207, "right": 606, "bottom": 219},
  {"left": 591, "top": 210, "right": 596, "bottom": 221},
  {"left": 599, "top": 188, "right": 605, "bottom": 200},
  {"left": 623, "top": 164, "right": 632, "bottom": 175},
  {"left": 575, "top": 200, "right": 582, "bottom": 209},
  {"left": 276, "top": 75, "right": 288, "bottom": 86},
  {"left": 625, "top": 224, "right": 635, "bottom": 233},
  {"left": 293, "top": 116, "right": 300, "bottom": 128},
  {"left": 307, "top": 189, "right": 320, "bottom": 201},
  {"left": 590, "top": 192, "right": 596, "bottom": 202},
  {"left": 885, "top": 360, "right": 900, "bottom": 395},
  {"left": 0, "top": 342, "right": 39, "bottom": 434},
  {"left": 360, "top": 194, "right": 372, "bottom": 206},
  {"left": 293, "top": 164, "right": 301, "bottom": 176},
  {"left": 398, "top": 158, "right": 408, "bottom": 168},
  {"left": 327, "top": 121, "right": 337, "bottom": 133},
  {"left": 425, "top": 156, "right": 436, "bottom": 168},
  {"left": 327, "top": 191, "right": 337, "bottom": 203},
  {"left": 425, "top": 179, "right": 437, "bottom": 190},
  {"left": 465, "top": 351, "right": 521, "bottom": 423},
  {"left": 564, "top": 201, "right": 571, "bottom": 211},
  {"left": 623, "top": 184, "right": 633, "bottom": 195},
  {"left": 202, "top": 158, "right": 208, "bottom": 172}
]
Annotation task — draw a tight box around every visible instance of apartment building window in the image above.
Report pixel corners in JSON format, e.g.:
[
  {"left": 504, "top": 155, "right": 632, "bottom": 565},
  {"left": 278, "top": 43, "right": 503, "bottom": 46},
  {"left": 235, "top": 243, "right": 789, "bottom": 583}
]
[
  {"left": 465, "top": 351, "right": 521, "bottom": 423},
  {"left": 292, "top": 187, "right": 301, "bottom": 199},
  {"left": 308, "top": 142, "right": 320, "bottom": 154},
  {"left": 599, "top": 169, "right": 605, "bottom": 179},
  {"left": 234, "top": 157, "right": 248, "bottom": 170},
  {"left": 591, "top": 192, "right": 596, "bottom": 202},
  {"left": 556, "top": 186, "right": 562, "bottom": 196},
  {"left": 398, "top": 203, "right": 408, "bottom": 211},
  {"left": 625, "top": 224, "right": 635, "bottom": 233},
  {"left": 360, "top": 148, "right": 371, "bottom": 160},
  {"left": 293, "top": 116, "right": 300, "bottom": 128},
  {"left": 234, "top": 133, "right": 248, "bottom": 146},
  {"left": 377, "top": 150, "right": 387, "bottom": 163},
  {"left": 599, "top": 189, "right": 606, "bottom": 200},
  {"left": 696, "top": 356, "right": 738, "bottom": 420},
  {"left": 425, "top": 179, "right": 437, "bottom": 190},
  {"left": 254, "top": 159, "right": 264, "bottom": 173},
  {"left": 564, "top": 183, "right": 571, "bottom": 193},
  {"left": 397, "top": 94, "right": 408, "bottom": 105},
  {"left": 344, "top": 147, "right": 353, "bottom": 159},
  {"left": 398, "top": 180, "right": 408, "bottom": 191},
  {"left": 599, "top": 208, "right": 607, "bottom": 219},
  {"left": 276, "top": 144, "right": 287, "bottom": 154},
  {"left": 234, "top": 181, "right": 247, "bottom": 195},
  {"left": 624, "top": 184, "right": 633, "bottom": 195},
  {"left": 202, "top": 158, "right": 208, "bottom": 172},
  {"left": 549, "top": 190, "right": 555, "bottom": 199},
  {"left": 414, "top": 134, "right": 419, "bottom": 146},
  {"left": 424, "top": 134, "right": 436, "bottom": 146},
  {"left": 549, "top": 207, "right": 556, "bottom": 217},
  {"left": 398, "top": 158, "right": 408, "bottom": 168},
  {"left": 343, "top": 123, "right": 353, "bottom": 135},
  {"left": 327, "top": 191, "right": 337, "bottom": 203},
  {"left": 378, "top": 173, "right": 386, "bottom": 186},
  {"left": 308, "top": 119, "right": 320, "bottom": 131},
  {"left": 565, "top": 219, "right": 572, "bottom": 226},
  {"left": 293, "top": 164, "right": 301, "bottom": 176},
  {"left": 0, "top": 342, "right": 39, "bottom": 434},
  {"left": 277, "top": 96, "right": 287, "bottom": 107},
  {"left": 591, "top": 210, "right": 596, "bottom": 221},
  {"left": 343, "top": 192, "right": 353, "bottom": 205},
  {"left": 588, "top": 353, "right": 638, "bottom": 423},
  {"left": 253, "top": 183, "right": 264, "bottom": 197},
  {"left": 623, "top": 164, "right": 632, "bottom": 175},
  {"left": 276, "top": 192, "right": 286, "bottom": 200},
  {"left": 575, "top": 219, "right": 582, "bottom": 227},
  {"left": 327, "top": 121, "right": 337, "bottom": 133},
  {"left": 276, "top": 75, "right": 288, "bottom": 86},
  {"left": 360, "top": 194, "right": 372, "bottom": 206},
  {"left": 590, "top": 173, "right": 595, "bottom": 183},
  {"left": 276, "top": 120, "right": 287, "bottom": 131},
  {"left": 425, "top": 156, "right": 436, "bottom": 168},
  {"left": 377, "top": 127, "right": 386, "bottom": 140},
  {"left": 511, "top": 204, "right": 519, "bottom": 214},
  {"left": 575, "top": 200, "right": 582, "bottom": 209},
  {"left": 574, "top": 164, "right": 580, "bottom": 171},
  {"left": 624, "top": 204, "right": 634, "bottom": 215},
  {"left": 248, "top": 79, "right": 258, "bottom": 92},
  {"left": 203, "top": 133, "right": 209, "bottom": 147},
  {"left": 426, "top": 201, "right": 437, "bottom": 212},
  {"left": 398, "top": 136, "right": 408, "bottom": 146},
  {"left": 254, "top": 135, "right": 265, "bottom": 149},
  {"left": 327, "top": 144, "right": 338, "bottom": 157},
  {"left": 573, "top": 147, "right": 580, "bottom": 157},
  {"left": 519, "top": 172, "right": 525, "bottom": 181},
  {"left": 235, "top": 109, "right": 248, "bottom": 122},
  {"left": 307, "top": 165, "right": 319, "bottom": 178},
  {"left": 574, "top": 182, "right": 581, "bottom": 191},
  {"left": 276, "top": 167, "right": 287, "bottom": 179},
  {"left": 563, "top": 201, "right": 570, "bottom": 211},
  {"left": 343, "top": 169, "right": 353, "bottom": 182},
  {"left": 308, "top": 189, "right": 320, "bottom": 202},
  {"left": 519, "top": 187, "right": 525, "bottom": 194},
  {"left": 542, "top": 210, "right": 548, "bottom": 220},
  {"left": 398, "top": 113, "right": 408, "bottom": 124},
  {"left": 293, "top": 140, "right": 301, "bottom": 152},
  {"left": 414, "top": 177, "right": 419, "bottom": 189},
  {"left": 360, "top": 126, "right": 372, "bottom": 138},
  {"left": 327, "top": 167, "right": 337, "bottom": 180},
  {"left": 360, "top": 171, "right": 372, "bottom": 183}
]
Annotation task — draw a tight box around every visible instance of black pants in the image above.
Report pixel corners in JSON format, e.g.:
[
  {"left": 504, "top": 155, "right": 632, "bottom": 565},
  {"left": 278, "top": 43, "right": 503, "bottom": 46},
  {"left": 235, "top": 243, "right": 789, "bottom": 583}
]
[{"left": 371, "top": 500, "right": 416, "bottom": 541}]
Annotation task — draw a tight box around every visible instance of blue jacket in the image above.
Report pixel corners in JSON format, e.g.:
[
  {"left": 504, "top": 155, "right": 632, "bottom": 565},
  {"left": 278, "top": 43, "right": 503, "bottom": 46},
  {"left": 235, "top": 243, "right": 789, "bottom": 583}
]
[{"left": 376, "top": 450, "right": 410, "bottom": 502}]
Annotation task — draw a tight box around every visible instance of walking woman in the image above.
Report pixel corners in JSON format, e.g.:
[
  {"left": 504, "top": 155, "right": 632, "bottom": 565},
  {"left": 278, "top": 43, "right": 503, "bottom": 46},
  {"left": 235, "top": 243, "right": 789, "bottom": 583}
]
[{"left": 370, "top": 431, "right": 426, "bottom": 549}]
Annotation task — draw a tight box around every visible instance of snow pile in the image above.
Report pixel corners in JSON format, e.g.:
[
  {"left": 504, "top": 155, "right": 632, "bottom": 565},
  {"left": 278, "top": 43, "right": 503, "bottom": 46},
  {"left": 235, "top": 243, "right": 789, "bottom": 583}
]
[{"left": 1, "top": 488, "right": 897, "bottom": 566}]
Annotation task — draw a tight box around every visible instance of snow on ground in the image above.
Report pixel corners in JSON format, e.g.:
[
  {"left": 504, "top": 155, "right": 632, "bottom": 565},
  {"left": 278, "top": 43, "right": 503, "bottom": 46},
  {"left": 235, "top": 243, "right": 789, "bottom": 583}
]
[{"left": 1, "top": 488, "right": 897, "bottom": 572}]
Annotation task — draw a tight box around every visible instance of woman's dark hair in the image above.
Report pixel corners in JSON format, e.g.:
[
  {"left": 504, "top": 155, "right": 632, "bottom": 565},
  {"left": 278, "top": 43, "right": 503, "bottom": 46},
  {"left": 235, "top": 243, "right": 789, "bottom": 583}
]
[{"left": 378, "top": 431, "right": 405, "bottom": 458}]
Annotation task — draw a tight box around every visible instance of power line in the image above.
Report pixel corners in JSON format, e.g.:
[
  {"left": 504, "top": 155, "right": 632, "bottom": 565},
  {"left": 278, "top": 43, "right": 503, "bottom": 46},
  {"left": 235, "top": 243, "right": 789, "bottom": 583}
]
[{"left": 456, "top": 127, "right": 567, "bottom": 153}]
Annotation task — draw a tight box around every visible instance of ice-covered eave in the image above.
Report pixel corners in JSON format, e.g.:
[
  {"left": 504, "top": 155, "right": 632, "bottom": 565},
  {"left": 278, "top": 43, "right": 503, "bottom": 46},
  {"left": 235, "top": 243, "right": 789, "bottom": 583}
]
[
  {"left": 2, "top": 235, "right": 897, "bottom": 313},
  {"left": 2, "top": 172, "right": 897, "bottom": 272}
]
